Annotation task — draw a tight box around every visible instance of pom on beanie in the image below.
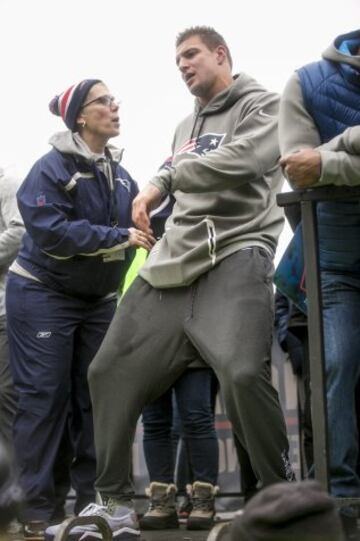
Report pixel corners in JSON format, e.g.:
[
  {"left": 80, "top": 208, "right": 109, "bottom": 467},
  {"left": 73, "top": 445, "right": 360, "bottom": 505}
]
[{"left": 49, "top": 79, "right": 101, "bottom": 131}]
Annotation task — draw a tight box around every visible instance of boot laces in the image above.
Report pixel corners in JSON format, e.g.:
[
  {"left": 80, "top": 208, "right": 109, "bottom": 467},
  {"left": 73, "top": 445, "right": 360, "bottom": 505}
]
[
  {"left": 148, "top": 494, "right": 172, "bottom": 511},
  {"left": 192, "top": 496, "right": 214, "bottom": 512}
]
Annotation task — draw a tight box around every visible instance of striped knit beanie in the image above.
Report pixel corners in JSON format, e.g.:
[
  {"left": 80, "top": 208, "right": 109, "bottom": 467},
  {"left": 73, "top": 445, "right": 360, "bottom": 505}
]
[{"left": 49, "top": 79, "right": 101, "bottom": 131}]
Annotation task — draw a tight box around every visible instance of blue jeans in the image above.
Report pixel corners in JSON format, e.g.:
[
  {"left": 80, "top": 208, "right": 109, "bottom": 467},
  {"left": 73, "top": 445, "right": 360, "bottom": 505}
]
[
  {"left": 142, "top": 368, "right": 219, "bottom": 485},
  {"left": 321, "top": 270, "right": 360, "bottom": 498}
]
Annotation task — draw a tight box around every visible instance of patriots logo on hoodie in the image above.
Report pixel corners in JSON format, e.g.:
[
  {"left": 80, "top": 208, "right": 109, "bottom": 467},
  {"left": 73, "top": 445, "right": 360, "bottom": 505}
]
[
  {"left": 158, "top": 156, "right": 173, "bottom": 171},
  {"left": 176, "top": 132, "right": 225, "bottom": 157}
]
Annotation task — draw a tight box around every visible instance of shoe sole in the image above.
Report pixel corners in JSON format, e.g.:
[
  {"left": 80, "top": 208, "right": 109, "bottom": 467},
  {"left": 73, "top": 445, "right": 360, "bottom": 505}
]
[
  {"left": 45, "top": 527, "right": 140, "bottom": 541},
  {"left": 140, "top": 516, "right": 179, "bottom": 530},
  {"left": 187, "top": 517, "right": 214, "bottom": 530}
]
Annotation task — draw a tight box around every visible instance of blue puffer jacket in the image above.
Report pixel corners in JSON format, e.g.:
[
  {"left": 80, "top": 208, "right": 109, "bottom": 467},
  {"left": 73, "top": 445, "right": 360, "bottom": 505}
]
[
  {"left": 298, "top": 32, "right": 360, "bottom": 272},
  {"left": 15, "top": 137, "right": 138, "bottom": 299}
]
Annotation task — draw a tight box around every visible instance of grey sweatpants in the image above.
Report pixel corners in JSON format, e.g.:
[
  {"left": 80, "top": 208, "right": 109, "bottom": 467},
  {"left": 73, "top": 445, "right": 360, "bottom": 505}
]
[
  {"left": 89, "top": 248, "right": 294, "bottom": 497},
  {"left": 0, "top": 314, "right": 17, "bottom": 447}
]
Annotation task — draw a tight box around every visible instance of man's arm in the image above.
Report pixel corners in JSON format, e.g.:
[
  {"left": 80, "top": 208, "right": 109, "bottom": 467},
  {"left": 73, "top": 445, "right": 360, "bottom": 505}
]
[
  {"left": 132, "top": 184, "right": 162, "bottom": 235},
  {"left": 149, "top": 92, "right": 281, "bottom": 194},
  {"left": 279, "top": 73, "right": 360, "bottom": 188}
]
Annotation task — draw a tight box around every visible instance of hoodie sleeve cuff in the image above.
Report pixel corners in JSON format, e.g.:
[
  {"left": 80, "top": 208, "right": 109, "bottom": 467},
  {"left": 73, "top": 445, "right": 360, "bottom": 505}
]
[{"left": 314, "top": 150, "right": 341, "bottom": 186}]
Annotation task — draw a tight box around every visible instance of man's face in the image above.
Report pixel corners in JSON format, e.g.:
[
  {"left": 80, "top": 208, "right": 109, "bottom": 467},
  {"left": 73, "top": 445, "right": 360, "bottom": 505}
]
[{"left": 175, "top": 35, "right": 222, "bottom": 105}]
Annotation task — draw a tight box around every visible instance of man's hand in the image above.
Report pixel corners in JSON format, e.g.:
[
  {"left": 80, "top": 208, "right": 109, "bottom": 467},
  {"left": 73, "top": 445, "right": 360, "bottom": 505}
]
[
  {"left": 280, "top": 149, "right": 322, "bottom": 189},
  {"left": 132, "top": 184, "right": 162, "bottom": 234},
  {"left": 128, "top": 228, "right": 156, "bottom": 251}
]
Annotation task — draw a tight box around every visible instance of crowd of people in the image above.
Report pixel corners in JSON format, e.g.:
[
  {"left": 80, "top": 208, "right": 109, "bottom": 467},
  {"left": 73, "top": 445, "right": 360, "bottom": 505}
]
[{"left": 0, "top": 24, "right": 360, "bottom": 541}]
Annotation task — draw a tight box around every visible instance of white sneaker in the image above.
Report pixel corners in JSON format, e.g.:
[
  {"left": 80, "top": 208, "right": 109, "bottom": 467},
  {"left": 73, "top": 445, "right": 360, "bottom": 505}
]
[{"left": 45, "top": 502, "right": 140, "bottom": 541}]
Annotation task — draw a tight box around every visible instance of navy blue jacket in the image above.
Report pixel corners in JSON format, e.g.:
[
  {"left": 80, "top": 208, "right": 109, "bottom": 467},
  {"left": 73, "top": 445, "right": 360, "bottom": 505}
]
[
  {"left": 298, "top": 50, "right": 360, "bottom": 271},
  {"left": 16, "top": 148, "right": 138, "bottom": 299}
]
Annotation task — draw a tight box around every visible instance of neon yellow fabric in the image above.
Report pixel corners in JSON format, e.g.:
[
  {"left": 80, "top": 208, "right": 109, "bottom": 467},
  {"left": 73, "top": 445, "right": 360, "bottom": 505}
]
[{"left": 122, "top": 248, "right": 147, "bottom": 293}]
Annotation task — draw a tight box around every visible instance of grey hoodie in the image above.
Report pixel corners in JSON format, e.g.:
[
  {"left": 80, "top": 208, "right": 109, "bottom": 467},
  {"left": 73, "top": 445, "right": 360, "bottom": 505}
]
[
  {"left": 49, "top": 131, "right": 123, "bottom": 165},
  {"left": 140, "top": 73, "right": 284, "bottom": 288},
  {"left": 0, "top": 167, "right": 24, "bottom": 316}
]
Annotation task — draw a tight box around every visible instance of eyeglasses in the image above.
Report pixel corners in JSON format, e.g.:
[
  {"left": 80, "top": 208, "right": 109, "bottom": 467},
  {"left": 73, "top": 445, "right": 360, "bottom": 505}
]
[{"left": 81, "top": 95, "right": 119, "bottom": 109}]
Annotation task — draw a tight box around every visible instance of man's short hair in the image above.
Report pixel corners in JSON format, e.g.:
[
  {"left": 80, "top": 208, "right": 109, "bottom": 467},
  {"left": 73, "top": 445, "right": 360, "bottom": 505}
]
[{"left": 176, "top": 26, "right": 233, "bottom": 69}]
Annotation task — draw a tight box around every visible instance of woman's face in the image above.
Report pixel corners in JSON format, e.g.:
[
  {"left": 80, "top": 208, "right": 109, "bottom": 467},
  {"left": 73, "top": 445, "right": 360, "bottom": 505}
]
[{"left": 77, "top": 83, "right": 120, "bottom": 140}]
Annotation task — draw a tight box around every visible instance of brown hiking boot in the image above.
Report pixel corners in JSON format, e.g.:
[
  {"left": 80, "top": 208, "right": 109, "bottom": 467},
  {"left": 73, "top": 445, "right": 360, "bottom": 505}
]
[
  {"left": 140, "top": 482, "right": 179, "bottom": 530},
  {"left": 186, "top": 481, "right": 218, "bottom": 530}
]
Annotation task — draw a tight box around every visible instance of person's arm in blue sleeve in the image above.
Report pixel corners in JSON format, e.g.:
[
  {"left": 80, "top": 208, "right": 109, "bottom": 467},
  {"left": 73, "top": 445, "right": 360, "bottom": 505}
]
[
  {"left": 17, "top": 158, "right": 130, "bottom": 260},
  {"left": 274, "top": 290, "right": 291, "bottom": 352}
]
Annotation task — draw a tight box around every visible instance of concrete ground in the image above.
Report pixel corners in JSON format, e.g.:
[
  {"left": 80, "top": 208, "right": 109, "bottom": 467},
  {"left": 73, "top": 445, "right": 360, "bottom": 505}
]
[
  {"left": 140, "top": 521, "right": 232, "bottom": 541},
  {"left": 8, "top": 522, "right": 231, "bottom": 541},
  {"left": 140, "top": 525, "right": 211, "bottom": 541}
]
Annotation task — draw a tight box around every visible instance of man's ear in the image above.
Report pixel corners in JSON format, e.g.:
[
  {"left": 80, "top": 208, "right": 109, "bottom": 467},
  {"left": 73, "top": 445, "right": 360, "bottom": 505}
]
[{"left": 216, "top": 45, "right": 227, "bottom": 65}]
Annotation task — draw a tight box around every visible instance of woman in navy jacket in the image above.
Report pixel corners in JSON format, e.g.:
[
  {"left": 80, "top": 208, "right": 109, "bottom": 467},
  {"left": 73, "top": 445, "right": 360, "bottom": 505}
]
[{"left": 6, "top": 79, "right": 154, "bottom": 535}]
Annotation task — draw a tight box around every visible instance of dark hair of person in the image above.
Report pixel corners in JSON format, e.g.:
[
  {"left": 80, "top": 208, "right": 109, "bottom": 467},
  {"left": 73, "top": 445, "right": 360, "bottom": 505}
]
[{"left": 176, "top": 26, "right": 233, "bottom": 69}]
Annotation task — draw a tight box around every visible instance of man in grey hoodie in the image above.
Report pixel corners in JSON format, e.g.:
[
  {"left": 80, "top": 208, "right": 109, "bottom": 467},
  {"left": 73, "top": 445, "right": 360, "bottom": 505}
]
[
  {"left": 0, "top": 166, "right": 24, "bottom": 449},
  {"left": 88, "top": 26, "right": 295, "bottom": 539}
]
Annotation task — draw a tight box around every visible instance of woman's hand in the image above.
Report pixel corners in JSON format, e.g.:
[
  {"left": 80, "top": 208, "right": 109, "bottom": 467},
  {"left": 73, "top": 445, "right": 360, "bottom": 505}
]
[{"left": 128, "top": 227, "right": 156, "bottom": 251}]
